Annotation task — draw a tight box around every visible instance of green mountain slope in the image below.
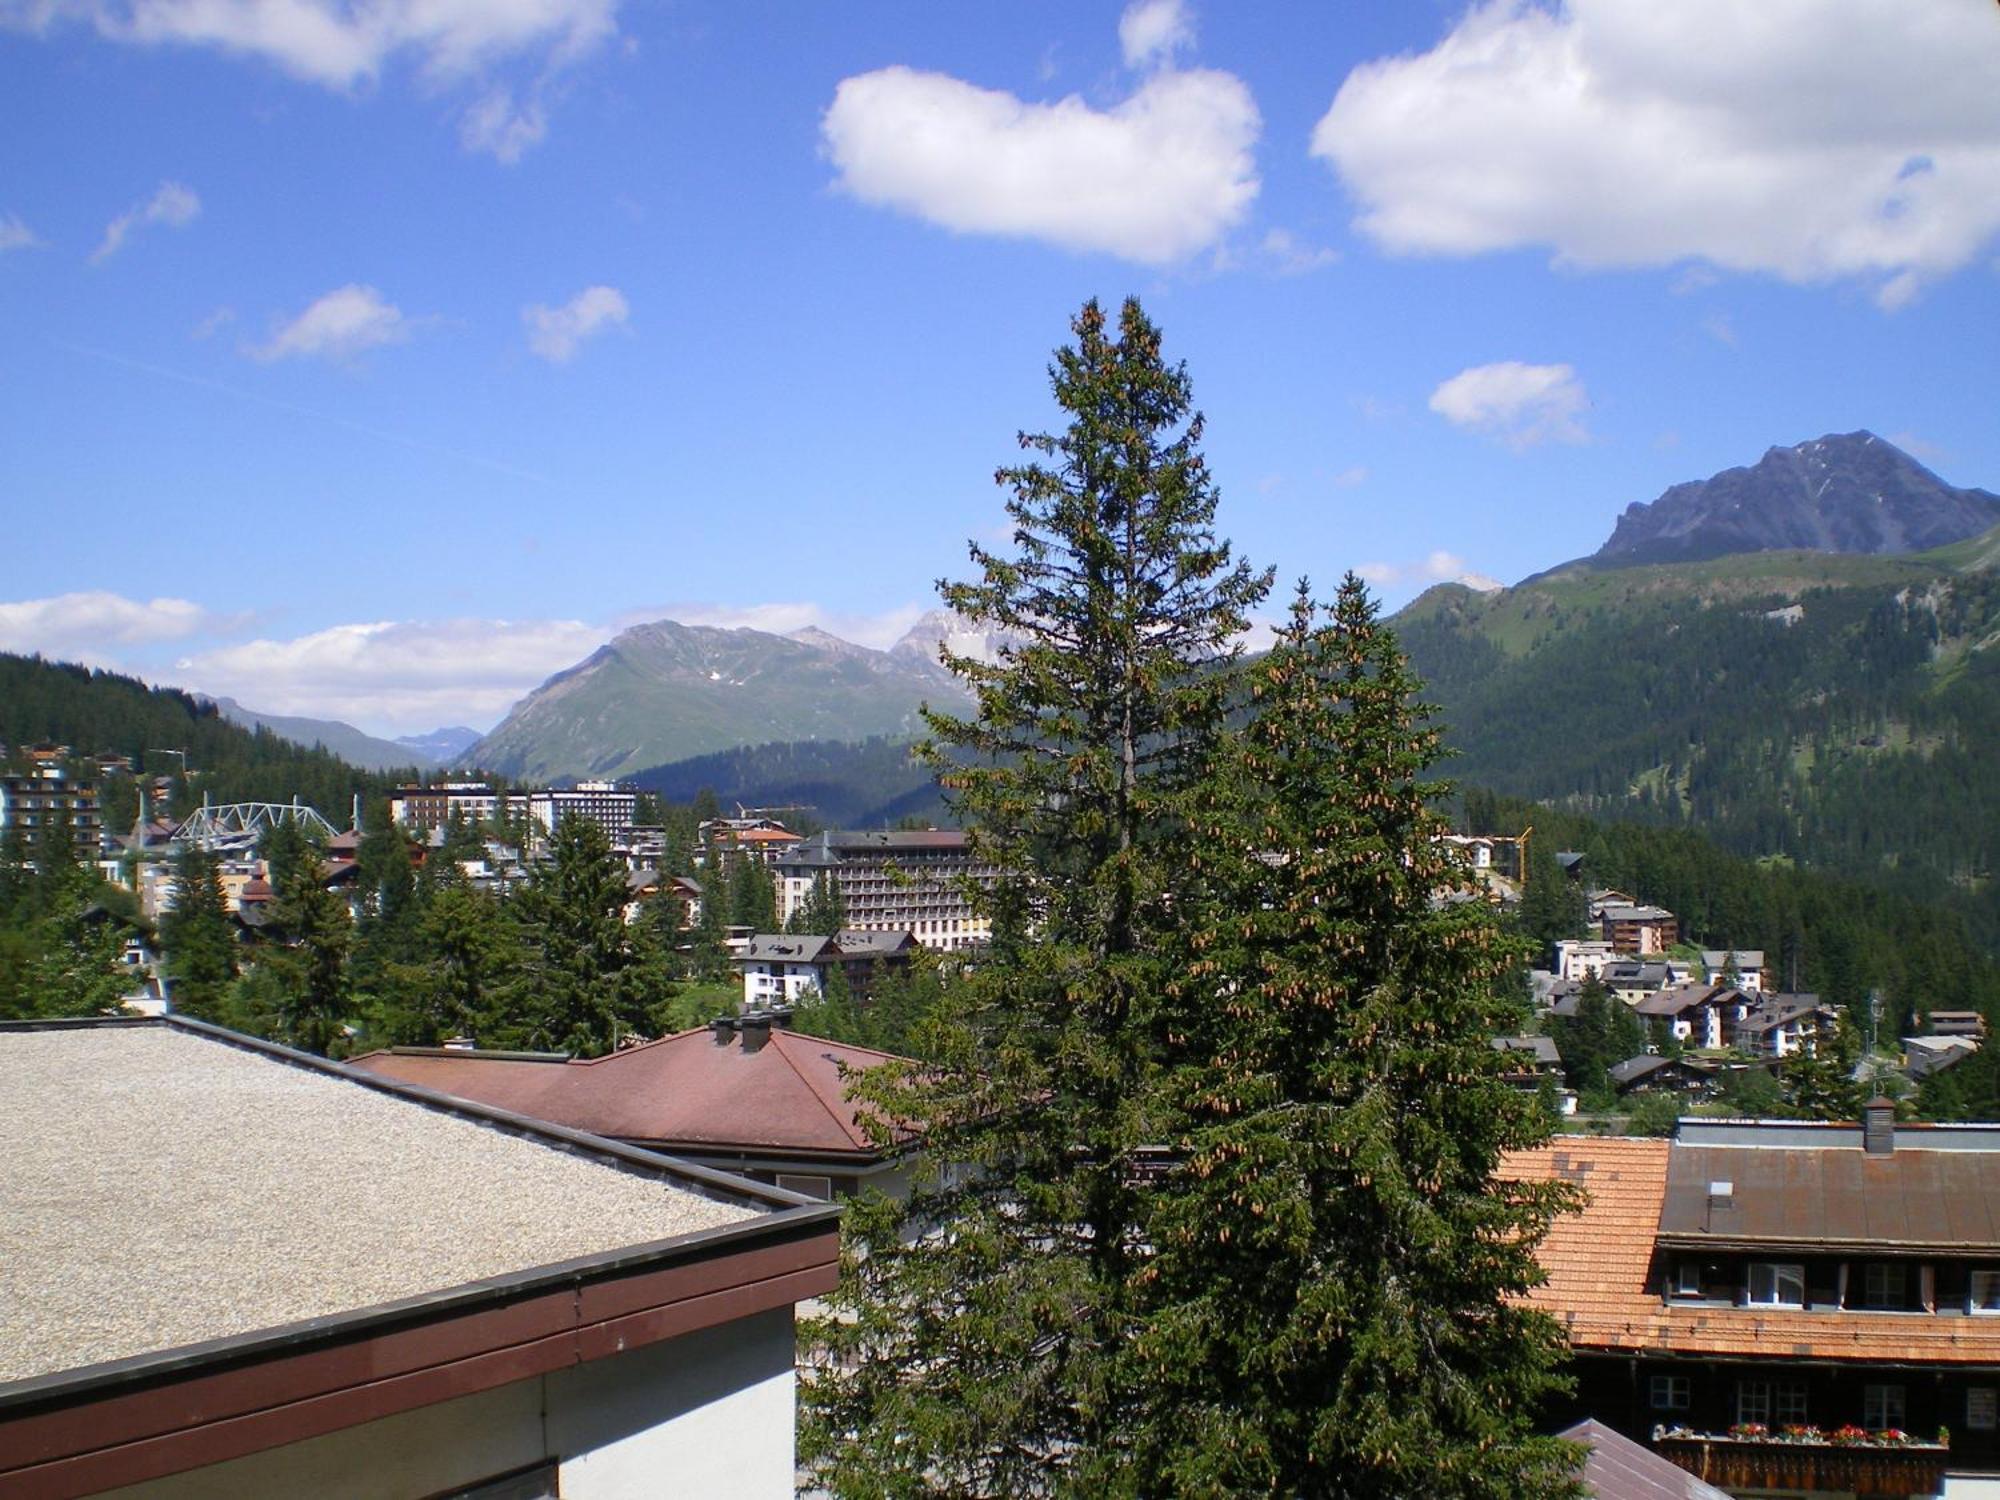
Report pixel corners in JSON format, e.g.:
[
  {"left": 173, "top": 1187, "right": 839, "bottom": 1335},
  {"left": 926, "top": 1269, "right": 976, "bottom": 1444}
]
[
  {"left": 210, "top": 698, "right": 428, "bottom": 774},
  {"left": 629, "top": 735, "right": 946, "bottom": 829},
  {"left": 1393, "top": 527, "right": 2000, "bottom": 935},
  {"left": 468, "top": 620, "right": 967, "bottom": 783}
]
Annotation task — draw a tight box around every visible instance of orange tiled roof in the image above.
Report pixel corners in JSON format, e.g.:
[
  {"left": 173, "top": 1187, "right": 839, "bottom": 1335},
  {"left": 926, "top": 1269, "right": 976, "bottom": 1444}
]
[{"left": 1505, "top": 1136, "right": 2000, "bottom": 1365}]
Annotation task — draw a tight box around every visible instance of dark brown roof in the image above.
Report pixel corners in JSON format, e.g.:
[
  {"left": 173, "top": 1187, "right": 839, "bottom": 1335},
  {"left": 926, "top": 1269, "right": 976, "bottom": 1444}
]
[
  {"left": 349, "top": 1027, "right": 908, "bottom": 1159},
  {"left": 1660, "top": 1141, "right": 2000, "bottom": 1253}
]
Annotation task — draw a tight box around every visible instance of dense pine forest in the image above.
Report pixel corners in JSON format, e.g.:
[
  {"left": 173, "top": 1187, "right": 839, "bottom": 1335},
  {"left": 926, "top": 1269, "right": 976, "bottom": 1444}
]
[{"left": 0, "top": 653, "right": 404, "bottom": 824}]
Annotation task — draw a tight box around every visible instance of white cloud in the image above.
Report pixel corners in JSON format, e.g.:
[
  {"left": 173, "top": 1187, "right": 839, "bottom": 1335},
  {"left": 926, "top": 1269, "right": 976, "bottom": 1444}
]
[
  {"left": 1119, "top": 0, "right": 1192, "bottom": 69},
  {"left": 1261, "top": 227, "right": 1338, "bottom": 275},
  {"left": 176, "top": 617, "right": 610, "bottom": 734},
  {"left": 460, "top": 84, "right": 546, "bottom": 163},
  {"left": 0, "top": 592, "right": 237, "bottom": 658},
  {"left": 0, "top": 212, "right": 44, "bottom": 251},
  {"left": 1351, "top": 553, "right": 1501, "bottom": 592},
  {"left": 822, "top": 62, "right": 1259, "bottom": 264},
  {"left": 11, "top": 0, "right": 618, "bottom": 160},
  {"left": 90, "top": 180, "right": 198, "bottom": 263},
  {"left": 1328, "top": 464, "right": 1368, "bottom": 489},
  {"left": 251, "top": 284, "right": 409, "bottom": 362},
  {"left": 1311, "top": 0, "right": 2000, "bottom": 305},
  {"left": 1428, "top": 361, "right": 1588, "bottom": 449},
  {"left": 523, "top": 284, "right": 629, "bottom": 363},
  {"left": 190, "top": 305, "right": 235, "bottom": 339},
  {"left": 1701, "top": 311, "right": 1737, "bottom": 347}
]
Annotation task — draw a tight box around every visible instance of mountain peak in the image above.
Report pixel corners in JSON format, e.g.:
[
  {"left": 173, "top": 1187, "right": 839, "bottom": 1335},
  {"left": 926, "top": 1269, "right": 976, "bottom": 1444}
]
[{"left": 1592, "top": 431, "right": 2000, "bottom": 568}]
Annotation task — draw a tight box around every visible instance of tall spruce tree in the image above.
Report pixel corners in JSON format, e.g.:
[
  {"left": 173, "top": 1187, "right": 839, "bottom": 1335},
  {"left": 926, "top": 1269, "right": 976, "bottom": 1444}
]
[
  {"left": 1139, "top": 579, "right": 1582, "bottom": 1497},
  {"left": 160, "top": 845, "right": 236, "bottom": 1021},
  {"left": 267, "top": 846, "right": 351, "bottom": 1055},
  {"left": 802, "top": 297, "right": 1270, "bottom": 1496}
]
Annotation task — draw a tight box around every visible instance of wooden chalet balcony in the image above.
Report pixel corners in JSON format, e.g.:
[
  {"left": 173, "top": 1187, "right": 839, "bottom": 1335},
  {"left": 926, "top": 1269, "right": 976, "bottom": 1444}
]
[{"left": 1654, "top": 1431, "right": 1948, "bottom": 1497}]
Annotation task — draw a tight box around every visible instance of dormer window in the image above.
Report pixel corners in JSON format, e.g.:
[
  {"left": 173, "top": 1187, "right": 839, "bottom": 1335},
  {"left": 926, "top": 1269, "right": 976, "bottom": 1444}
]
[
  {"left": 1971, "top": 1269, "right": 2000, "bottom": 1313},
  {"left": 1863, "top": 1262, "right": 1908, "bottom": 1310},
  {"left": 1748, "top": 1261, "right": 1805, "bottom": 1307},
  {"left": 1673, "top": 1261, "right": 1703, "bottom": 1298}
]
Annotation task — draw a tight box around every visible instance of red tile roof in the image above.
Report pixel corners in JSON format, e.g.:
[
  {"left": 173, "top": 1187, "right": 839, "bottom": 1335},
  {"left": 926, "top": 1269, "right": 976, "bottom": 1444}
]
[
  {"left": 1506, "top": 1136, "right": 2000, "bottom": 1365},
  {"left": 348, "top": 1028, "right": 907, "bottom": 1159}
]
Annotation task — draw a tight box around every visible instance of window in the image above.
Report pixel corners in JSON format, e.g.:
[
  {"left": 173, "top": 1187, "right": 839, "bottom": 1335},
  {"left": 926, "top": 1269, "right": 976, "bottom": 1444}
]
[
  {"left": 1650, "top": 1375, "right": 1690, "bottom": 1411},
  {"left": 1864, "top": 1383, "right": 1907, "bottom": 1432},
  {"left": 1972, "top": 1270, "right": 2000, "bottom": 1313},
  {"left": 1738, "top": 1380, "right": 1808, "bottom": 1427},
  {"left": 776, "top": 1172, "right": 832, "bottom": 1201},
  {"left": 1970, "top": 1387, "right": 1998, "bottom": 1432},
  {"left": 1748, "top": 1261, "right": 1806, "bottom": 1307},
  {"left": 1674, "top": 1261, "right": 1703, "bottom": 1298},
  {"left": 1864, "top": 1262, "right": 1908, "bottom": 1309}
]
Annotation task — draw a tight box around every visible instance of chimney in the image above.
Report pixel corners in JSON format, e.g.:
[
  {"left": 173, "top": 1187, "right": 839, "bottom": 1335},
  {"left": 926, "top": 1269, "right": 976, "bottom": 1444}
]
[
  {"left": 710, "top": 1017, "right": 735, "bottom": 1047},
  {"left": 1864, "top": 1097, "right": 1896, "bottom": 1155},
  {"left": 740, "top": 1014, "right": 772, "bottom": 1054}
]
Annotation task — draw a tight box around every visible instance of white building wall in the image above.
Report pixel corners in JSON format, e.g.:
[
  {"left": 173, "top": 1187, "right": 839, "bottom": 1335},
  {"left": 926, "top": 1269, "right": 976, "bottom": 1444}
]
[{"left": 103, "top": 1307, "right": 799, "bottom": 1500}]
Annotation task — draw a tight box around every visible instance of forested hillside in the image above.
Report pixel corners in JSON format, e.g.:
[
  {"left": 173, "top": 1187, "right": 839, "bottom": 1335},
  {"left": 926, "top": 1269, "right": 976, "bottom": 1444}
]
[
  {"left": 0, "top": 653, "right": 401, "bottom": 823},
  {"left": 628, "top": 735, "right": 947, "bottom": 829},
  {"left": 1476, "top": 789, "right": 2000, "bottom": 1032},
  {"left": 1400, "top": 536, "right": 2000, "bottom": 939}
]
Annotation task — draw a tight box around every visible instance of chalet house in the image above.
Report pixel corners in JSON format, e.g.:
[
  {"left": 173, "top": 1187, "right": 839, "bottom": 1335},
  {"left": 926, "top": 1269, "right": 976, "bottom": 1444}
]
[
  {"left": 1493, "top": 1034, "right": 1575, "bottom": 1115},
  {"left": 1509, "top": 1110, "right": 2000, "bottom": 1499},
  {"left": 1601, "top": 904, "right": 1680, "bottom": 956},
  {"left": 1729, "top": 992, "right": 1840, "bottom": 1059},
  {"left": 1633, "top": 983, "right": 1749, "bottom": 1052},
  {"left": 1608, "top": 1054, "right": 1717, "bottom": 1100},
  {"left": 1588, "top": 888, "right": 1639, "bottom": 921},
  {"left": 1556, "top": 939, "right": 1618, "bottom": 983},
  {"left": 350, "top": 1018, "right": 914, "bottom": 1202},
  {"left": 1702, "top": 950, "right": 1767, "bottom": 993},
  {"left": 737, "top": 929, "right": 920, "bottom": 1010},
  {"left": 1, "top": 1015, "right": 838, "bottom": 1499},
  {"left": 1907, "top": 1035, "right": 1981, "bottom": 1083},
  {"left": 1607, "top": 961, "right": 1677, "bottom": 1007},
  {"left": 1931, "top": 1013, "right": 1991, "bottom": 1042}
]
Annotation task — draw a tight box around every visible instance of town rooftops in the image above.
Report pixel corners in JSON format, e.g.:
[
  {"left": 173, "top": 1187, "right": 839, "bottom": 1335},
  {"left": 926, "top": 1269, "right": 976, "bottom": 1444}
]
[
  {"left": 1607, "top": 1054, "right": 1674, "bottom": 1088},
  {"left": 777, "top": 828, "right": 971, "bottom": 865},
  {"left": 350, "top": 1024, "right": 909, "bottom": 1159},
  {"left": 1601, "top": 904, "right": 1675, "bottom": 923},
  {"left": 0, "top": 1016, "right": 838, "bottom": 1495},
  {"left": 1492, "top": 1034, "right": 1561, "bottom": 1068},
  {"left": 1632, "top": 982, "right": 1735, "bottom": 1017},
  {"left": 1699, "top": 949, "right": 1763, "bottom": 970}
]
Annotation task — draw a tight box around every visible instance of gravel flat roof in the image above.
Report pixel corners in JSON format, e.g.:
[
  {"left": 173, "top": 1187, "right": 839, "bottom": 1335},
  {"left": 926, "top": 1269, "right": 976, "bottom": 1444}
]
[{"left": 0, "top": 1025, "right": 762, "bottom": 1388}]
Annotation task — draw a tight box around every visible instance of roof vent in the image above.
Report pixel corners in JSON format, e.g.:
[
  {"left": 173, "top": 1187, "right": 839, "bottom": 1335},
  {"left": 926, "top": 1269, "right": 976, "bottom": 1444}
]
[
  {"left": 740, "top": 1015, "right": 772, "bottom": 1054},
  {"left": 1864, "top": 1096, "right": 1895, "bottom": 1155},
  {"left": 710, "top": 1017, "right": 734, "bottom": 1046}
]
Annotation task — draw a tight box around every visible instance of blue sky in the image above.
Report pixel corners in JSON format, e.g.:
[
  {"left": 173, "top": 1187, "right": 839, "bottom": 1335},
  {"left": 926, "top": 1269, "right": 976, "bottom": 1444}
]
[{"left": 4, "top": 0, "right": 1998, "bottom": 735}]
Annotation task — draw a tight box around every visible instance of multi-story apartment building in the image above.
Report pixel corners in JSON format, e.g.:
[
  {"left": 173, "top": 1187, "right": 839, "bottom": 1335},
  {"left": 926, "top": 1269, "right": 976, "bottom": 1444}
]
[
  {"left": 391, "top": 781, "right": 637, "bottom": 846},
  {"left": 387, "top": 782, "right": 503, "bottom": 833},
  {"left": 513, "top": 781, "right": 636, "bottom": 843},
  {"left": 0, "top": 766, "right": 101, "bottom": 855},
  {"left": 773, "top": 829, "right": 996, "bottom": 951},
  {"left": 698, "top": 817, "right": 803, "bottom": 874}
]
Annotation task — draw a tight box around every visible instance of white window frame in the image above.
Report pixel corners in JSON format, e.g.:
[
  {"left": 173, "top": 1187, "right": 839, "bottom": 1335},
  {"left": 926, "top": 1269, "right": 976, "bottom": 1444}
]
[
  {"left": 1674, "top": 1261, "right": 1703, "bottom": 1298},
  {"left": 1748, "top": 1261, "right": 1806, "bottom": 1308},
  {"left": 1864, "top": 1383, "right": 1907, "bottom": 1432},
  {"left": 1970, "top": 1269, "right": 2000, "bottom": 1313},
  {"left": 1650, "top": 1374, "right": 1690, "bottom": 1411}
]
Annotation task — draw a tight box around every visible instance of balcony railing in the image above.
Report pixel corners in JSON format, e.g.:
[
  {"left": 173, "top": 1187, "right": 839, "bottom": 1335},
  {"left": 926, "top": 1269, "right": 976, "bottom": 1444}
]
[{"left": 1653, "top": 1428, "right": 1948, "bottom": 1497}]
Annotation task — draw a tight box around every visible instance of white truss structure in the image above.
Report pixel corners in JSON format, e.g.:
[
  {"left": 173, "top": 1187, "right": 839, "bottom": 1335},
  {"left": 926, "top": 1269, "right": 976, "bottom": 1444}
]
[{"left": 170, "top": 801, "right": 339, "bottom": 852}]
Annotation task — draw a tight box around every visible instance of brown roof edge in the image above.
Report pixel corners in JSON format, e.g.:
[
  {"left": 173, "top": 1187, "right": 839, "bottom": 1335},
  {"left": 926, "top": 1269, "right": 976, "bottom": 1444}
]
[{"left": 0, "top": 1224, "right": 838, "bottom": 1499}]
